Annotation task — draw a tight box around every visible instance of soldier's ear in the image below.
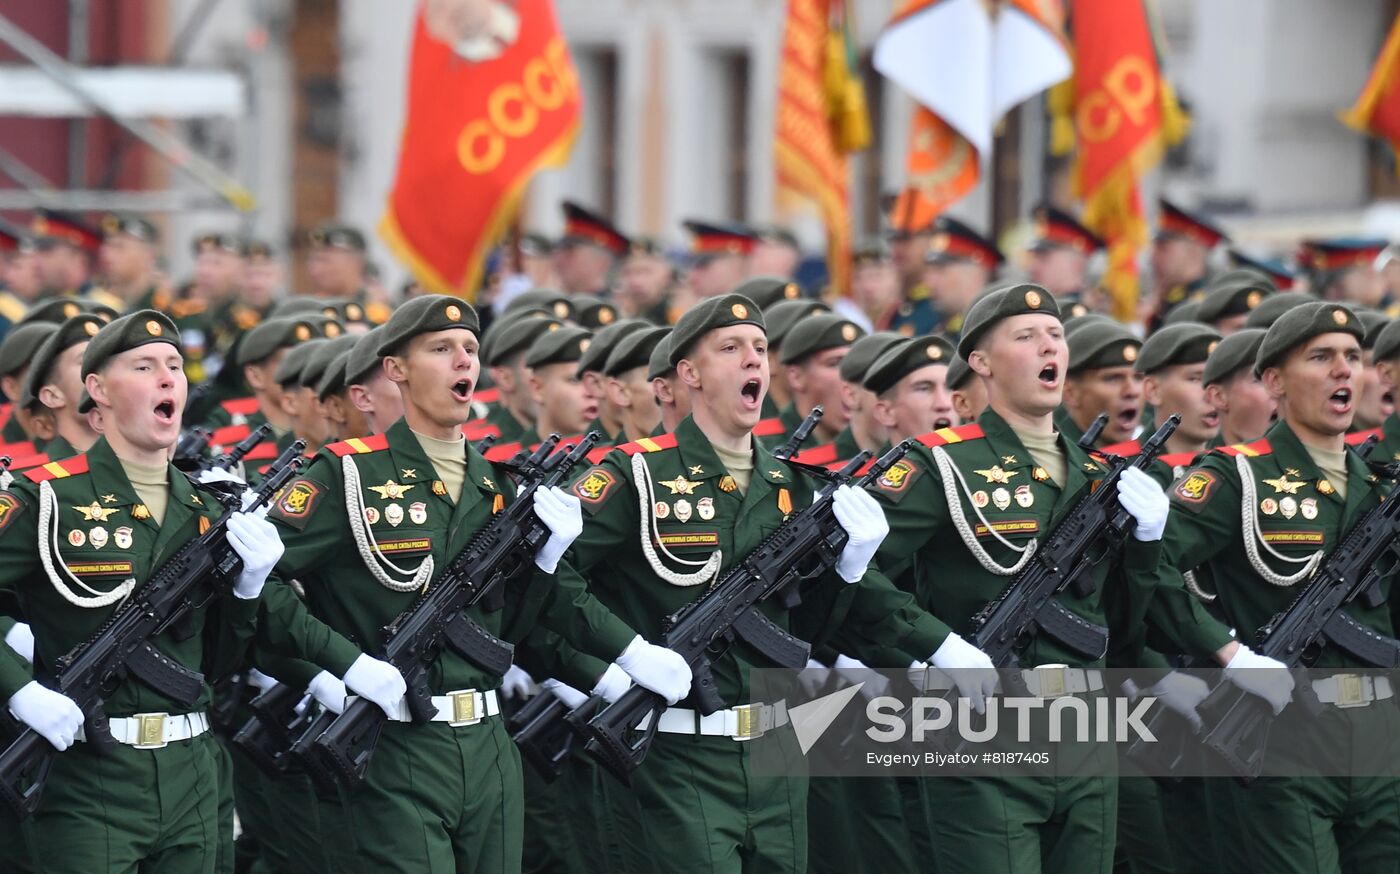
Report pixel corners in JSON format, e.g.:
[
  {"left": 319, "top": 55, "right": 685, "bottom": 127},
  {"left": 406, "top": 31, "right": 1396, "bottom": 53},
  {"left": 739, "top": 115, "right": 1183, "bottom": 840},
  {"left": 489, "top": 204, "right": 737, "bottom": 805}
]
[
  {"left": 84, "top": 372, "right": 109, "bottom": 409},
  {"left": 37, "top": 384, "right": 64, "bottom": 411},
  {"left": 967, "top": 349, "right": 991, "bottom": 378},
  {"left": 383, "top": 354, "right": 409, "bottom": 385},
  {"left": 1141, "top": 374, "right": 1163, "bottom": 408},
  {"left": 676, "top": 358, "right": 702, "bottom": 390},
  {"left": 1260, "top": 366, "right": 1286, "bottom": 401}
]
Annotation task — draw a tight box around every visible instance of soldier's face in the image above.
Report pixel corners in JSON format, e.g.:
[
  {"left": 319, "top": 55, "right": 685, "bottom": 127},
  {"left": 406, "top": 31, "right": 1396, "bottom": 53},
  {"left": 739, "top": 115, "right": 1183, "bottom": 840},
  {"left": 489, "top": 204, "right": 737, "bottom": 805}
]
[
  {"left": 1150, "top": 237, "right": 1205, "bottom": 287},
  {"left": 390, "top": 328, "right": 480, "bottom": 430},
  {"left": 1209, "top": 372, "right": 1275, "bottom": 443},
  {"left": 350, "top": 369, "right": 405, "bottom": 435},
  {"left": 889, "top": 233, "right": 931, "bottom": 283},
  {"left": 37, "top": 245, "right": 86, "bottom": 291},
  {"left": 194, "top": 249, "right": 242, "bottom": 296},
  {"left": 306, "top": 247, "right": 363, "bottom": 294},
  {"left": 530, "top": 362, "right": 595, "bottom": 436},
  {"left": 952, "top": 377, "right": 989, "bottom": 424},
  {"left": 678, "top": 324, "right": 768, "bottom": 435},
  {"left": 971, "top": 314, "right": 1067, "bottom": 419},
  {"left": 786, "top": 348, "right": 849, "bottom": 431},
  {"left": 99, "top": 236, "right": 153, "bottom": 284},
  {"left": 1144, "top": 363, "right": 1217, "bottom": 444},
  {"left": 45, "top": 341, "right": 89, "bottom": 418},
  {"left": 1265, "top": 333, "right": 1361, "bottom": 440},
  {"left": 89, "top": 344, "right": 187, "bottom": 452},
  {"left": 879, "top": 363, "right": 954, "bottom": 440},
  {"left": 1027, "top": 247, "right": 1086, "bottom": 297},
  {"left": 1064, "top": 366, "right": 1143, "bottom": 444},
  {"left": 3, "top": 251, "right": 42, "bottom": 299},
  {"left": 750, "top": 241, "right": 799, "bottom": 279}
]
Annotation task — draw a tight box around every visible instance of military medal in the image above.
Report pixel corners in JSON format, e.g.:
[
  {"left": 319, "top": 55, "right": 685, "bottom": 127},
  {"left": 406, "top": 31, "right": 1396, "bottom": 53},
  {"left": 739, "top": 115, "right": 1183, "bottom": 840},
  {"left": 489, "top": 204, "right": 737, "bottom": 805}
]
[
  {"left": 777, "top": 488, "right": 793, "bottom": 516},
  {"left": 972, "top": 491, "right": 989, "bottom": 508},
  {"left": 1260, "top": 498, "right": 1278, "bottom": 516},
  {"left": 1300, "top": 498, "right": 1318, "bottom": 520},
  {"left": 401, "top": 469, "right": 417, "bottom": 480},
  {"left": 132, "top": 504, "right": 151, "bottom": 521},
  {"left": 674, "top": 499, "right": 692, "bottom": 522},
  {"left": 1262, "top": 474, "right": 1304, "bottom": 495},
  {"left": 1316, "top": 480, "right": 1335, "bottom": 496},
  {"left": 89, "top": 527, "right": 109, "bottom": 549},
  {"left": 1032, "top": 467, "right": 1050, "bottom": 482},
  {"left": 432, "top": 480, "right": 448, "bottom": 497},
  {"left": 385, "top": 503, "right": 404, "bottom": 526},
  {"left": 1014, "top": 485, "right": 1034, "bottom": 508},
  {"left": 363, "top": 507, "right": 380, "bottom": 525},
  {"left": 719, "top": 476, "right": 737, "bottom": 493},
  {"left": 654, "top": 501, "right": 670, "bottom": 519},
  {"left": 67, "top": 529, "right": 85, "bottom": 547},
  {"left": 368, "top": 480, "right": 415, "bottom": 501},
  {"left": 658, "top": 476, "right": 698, "bottom": 495},
  {"left": 409, "top": 502, "right": 427, "bottom": 525},
  {"left": 1280, "top": 497, "right": 1297, "bottom": 519},
  {"left": 73, "top": 501, "right": 119, "bottom": 522},
  {"left": 974, "top": 465, "right": 1016, "bottom": 484},
  {"left": 697, "top": 497, "right": 715, "bottom": 520},
  {"left": 114, "top": 527, "right": 133, "bottom": 549},
  {"left": 992, "top": 488, "right": 1011, "bottom": 510}
]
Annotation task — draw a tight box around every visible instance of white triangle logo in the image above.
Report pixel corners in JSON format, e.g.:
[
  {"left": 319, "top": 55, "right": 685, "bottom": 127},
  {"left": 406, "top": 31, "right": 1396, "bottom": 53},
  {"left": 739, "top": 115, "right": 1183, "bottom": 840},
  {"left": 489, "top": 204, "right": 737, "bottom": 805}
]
[{"left": 789, "top": 682, "right": 864, "bottom": 755}]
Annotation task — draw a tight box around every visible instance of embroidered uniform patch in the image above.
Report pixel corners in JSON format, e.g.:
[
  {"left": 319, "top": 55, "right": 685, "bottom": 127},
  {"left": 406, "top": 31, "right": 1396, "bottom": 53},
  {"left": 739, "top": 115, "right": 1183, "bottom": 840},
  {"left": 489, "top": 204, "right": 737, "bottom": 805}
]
[
  {"left": 1261, "top": 530, "right": 1324, "bottom": 546},
  {"left": 375, "top": 537, "right": 432, "bottom": 554},
  {"left": 269, "top": 478, "right": 323, "bottom": 529},
  {"left": 1172, "top": 470, "right": 1217, "bottom": 510},
  {"left": 657, "top": 532, "right": 720, "bottom": 548},
  {"left": 874, "top": 459, "right": 921, "bottom": 504},
  {"left": 973, "top": 519, "right": 1040, "bottom": 538},
  {"left": 573, "top": 468, "right": 617, "bottom": 512},
  {"left": 0, "top": 492, "right": 22, "bottom": 533},
  {"left": 67, "top": 560, "right": 134, "bottom": 577}
]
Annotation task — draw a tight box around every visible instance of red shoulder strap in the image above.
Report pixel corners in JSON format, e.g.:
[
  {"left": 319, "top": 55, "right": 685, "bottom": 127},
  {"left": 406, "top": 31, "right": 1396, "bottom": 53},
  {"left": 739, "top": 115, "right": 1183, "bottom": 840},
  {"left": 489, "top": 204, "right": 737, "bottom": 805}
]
[
  {"left": 327, "top": 433, "right": 390, "bottom": 457},
  {"left": 1098, "top": 439, "right": 1143, "bottom": 457},
  {"left": 791, "top": 444, "right": 839, "bottom": 466},
  {"left": 1216, "top": 438, "right": 1272, "bottom": 457},
  {"left": 914, "top": 423, "right": 984, "bottom": 449},
  {"left": 1158, "top": 450, "right": 1199, "bottom": 468},
  {"left": 24, "top": 453, "right": 90, "bottom": 482},
  {"left": 9, "top": 452, "right": 49, "bottom": 471},
  {"left": 473, "top": 387, "right": 500, "bottom": 405},
  {"left": 753, "top": 418, "right": 786, "bottom": 437},
  {"left": 464, "top": 422, "right": 502, "bottom": 441},
  {"left": 1345, "top": 427, "right": 1382, "bottom": 446},
  {"left": 483, "top": 441, "right": 522, "bottom": 462},
  {"left": 211, "top": 424, "right": 251, "bottom": 447},
  {"left": 220, "top": 397, "right": 260, "bottom": 416},
  {"left": 613, "top": 434, "right": 679, "bottom": 456}
]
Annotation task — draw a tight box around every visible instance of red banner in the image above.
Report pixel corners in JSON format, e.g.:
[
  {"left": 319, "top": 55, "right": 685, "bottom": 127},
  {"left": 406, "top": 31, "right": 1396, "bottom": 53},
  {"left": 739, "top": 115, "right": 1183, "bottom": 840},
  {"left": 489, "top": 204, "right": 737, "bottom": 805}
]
[
  {"left": 1342, "top": 12, "right": 1400, "bottom": 174},
  {"left": 380, "top": 0, "right": 582, "bottom": 300}
]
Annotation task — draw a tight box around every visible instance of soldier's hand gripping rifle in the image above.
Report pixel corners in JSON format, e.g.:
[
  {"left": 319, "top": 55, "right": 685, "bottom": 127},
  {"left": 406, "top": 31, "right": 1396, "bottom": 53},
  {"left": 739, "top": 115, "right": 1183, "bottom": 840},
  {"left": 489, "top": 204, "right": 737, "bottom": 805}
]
[
  {"left": 0, "top": 440, "right": 309, "bottom": 818},
  {"left": 305, "top": 433, "right": 601, "bottom": 788},
  {"left": 580, "top": 440, "right": 916, "bottom": 784},
  {"left": 1192, "top": 452, "right": 1400, "bottom": 780},
  {"left": 772, "top": 406, "right": 822, "bottom": 461}
]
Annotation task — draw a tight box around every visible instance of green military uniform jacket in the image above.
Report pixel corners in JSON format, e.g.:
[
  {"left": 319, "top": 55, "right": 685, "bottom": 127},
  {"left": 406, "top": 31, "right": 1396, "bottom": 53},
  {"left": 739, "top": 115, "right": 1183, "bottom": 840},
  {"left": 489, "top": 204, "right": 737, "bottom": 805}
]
[
  {"left": 869, "top": 409, "right": 1228, "bottom": 667},
  {"left": 889, "top": 284, "right": 942, "bottom": 337},
  {"left": 1157, "top": 420, "right": 1394, "bottom": 667},
  {"left": 267, "top": 416, "right": 638, "bottom": 697},
  {"left": 0, "top": 437, "right": 355, "bottom": 714},
  {"left": 562, "top": 415, "right": 946, "bottom": 704}
]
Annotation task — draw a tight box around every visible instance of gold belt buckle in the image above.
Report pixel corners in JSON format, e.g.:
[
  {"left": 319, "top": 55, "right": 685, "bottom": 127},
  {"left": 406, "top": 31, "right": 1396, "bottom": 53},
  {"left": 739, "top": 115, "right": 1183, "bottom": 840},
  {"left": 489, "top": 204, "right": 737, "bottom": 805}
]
[
  {"left": 732, "top": 703, "right": 766, "bottom": 741},
  {"left": 133, "top": 712, "right": 169, "bottom": 749},
  {"left": 1334, "top": 674, "right": 1368, "bottom": 708},
  {"left": 448, "top": 690, "right": 482, "bottom": 727},
  {"left": 1036, "top": 665, "right": 1069, "bottom": 699}
]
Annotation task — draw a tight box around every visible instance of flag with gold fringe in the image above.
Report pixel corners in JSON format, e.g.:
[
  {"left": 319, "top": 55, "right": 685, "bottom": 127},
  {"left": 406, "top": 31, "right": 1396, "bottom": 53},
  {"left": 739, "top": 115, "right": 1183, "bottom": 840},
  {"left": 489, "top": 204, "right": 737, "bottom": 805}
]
[
  {"left": 1051, "top": 0, "right": 1188, "bottom": 322},
  {"left": 775, "top": 0, "right": 871, "bottom": 296},
  {"left": 1341, "top": 11, "right": 1400, "bottom": 175}
]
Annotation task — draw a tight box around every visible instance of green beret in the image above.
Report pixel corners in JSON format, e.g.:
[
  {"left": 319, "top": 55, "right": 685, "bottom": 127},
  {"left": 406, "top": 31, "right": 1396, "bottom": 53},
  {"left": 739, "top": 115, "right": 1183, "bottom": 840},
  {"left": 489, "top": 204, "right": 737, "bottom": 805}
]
[
  {"left": 312, "top": 316, "right": 346, "bottom": 340},
  {"left": 604, "top": 326, "right": 670, "bottom": 377},
  {"left": 266, "top": 297, "right": 330, "bottom": 320},
  {"left": 303, "top": 334, "right": 358, "bottom": 394},
  {"left": 480, "top": 307, "right": 550, "bottom": 365},
  {"left": 764, "top": 299, "right": 831, "bottom": 349},
  {"left": 1135, "top": 323, "right": 1221, "bottom": 374},
  {"left": 309, "top": 223, "right": 366, "bottom": 251},
  {"left": 647, "top": 334, "right": 675, "bottom": 380},
  {"left": 375, "top": 295, "right": 479, "bottom": 357},
  {"left": 319, "top": 299, "right": 372, "bottom": 326},
  {"left": 576, "top": 319, "right": 649, "bottom": 376},
  {"left": 669, "top": 294, "right": 765, "bottom": 366},
  {"left": 1062, "top": 309, "right": 1109, "bottom": 333},
  {"left": 101, "top": 213, "right": 158, "bottom": 243},
  {"left": 1203, "top": 328, "right": 1267, "bottom": 386},
  {"left": 1373, "top": 318, "right": 1400, "bottom": 364},
  {"left": 1067, "top": 318, "right": 1140, "bottom": 373},
  {"left": 957, "top": 283, "right": 1061, "bottom": 360},
  {"left": 1357, "top": 309, "right": 1390, "bottom": 350},
  {"left": 1056, "top": 297, "right": 1093, "bottom": 321},
  {"left": 863, "top": 335, "right": 956, "bottom": 394},
  {"left": 238, "top": 317, "right": 324, "bottom": 367},
  {"left": 779, "top": 314, "right": 865, "bottom": 365},
  {"left": 1244, "top": 292, "right": 1313, "bottom": 330},
  {"left": 1196, "top": 277, "right": 1274, "bottom": 323},
  {"left": 734, "top": 276, "right": 802, "bottom": 309},
  {"left": 0, "top": 322, "right": 57, "bottom": 378},
  {"left": 274, "top": 338, "right": 328, "bottom": 388},
  {"left": 505, "top": 289, "right": 573, "bottom": 321},
  {"left": 1162, "top": 299, "right": 1205, "bottom": 326},
  {"left": 839, "top": 331, "right": 904, "bottom": 384},
  {"left": 484, "top": 315, "right": 564, "bottom": 368},
  {"left": 1211, "top": 268, "right": 1276, "bottom": 291},
  {"left": 1255, "top": 302, "right": 1364, "bottom": 375},
  {"left": 19, "top": 298, "right": 90, "bottom": 326},
  {"left": 344, "top": 327, "right": 387, "bottom": 386},
  {"left": 80, "top": 310, "right": 181, "bottom": 381},
  {"left": 947, "top": 354, "right": 974, "bottom": 390},
  {"left": 526, "top": 325, "right": 593, "bottom": 369},
  {"left": 571, "top": 296, "right": 620, "bottom": 330},
  {"left": 22, "top": 314, "right": 104, "bottom": 409}
]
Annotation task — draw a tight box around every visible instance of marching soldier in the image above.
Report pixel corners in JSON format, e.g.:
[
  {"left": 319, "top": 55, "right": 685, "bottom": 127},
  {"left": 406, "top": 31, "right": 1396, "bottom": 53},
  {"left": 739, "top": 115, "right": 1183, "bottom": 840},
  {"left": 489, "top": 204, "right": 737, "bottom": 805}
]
[
  {"left": 751, "top": 225, "right": 802, "bottom": 281},
  {"left": 829, "top": 239, "right": 899, "bottom": 334},
  {"left": 1353, "top": 309, "right": 1392, "bottom": 434},
  {"left": 0, "top": 321, "right": 59, "bottom": 449},
  {"left": 1299, "top": 237, "right": 1387, "bottom": 309},
  {"left": 272, "top": 338, "right": 334, "bottom": 455},
  {"left": 344, "top": 326, "right": 406, "bottom": 436},
  {"left": 1157, "top": 301, "right": 1399, "bottom": 872},
  {"left": 761, "top": 297, "right": 830, "bottom": 420},
  {"left": 868, "top": 285, "right": 1284, "bottom": 874},
  {"left": 947, "top": 353, "right": 988, "bottom": 424},
  {"left": 1147, "top": 199, "right": 1227, "bottom": 332},
  {"left": 791, "top": 331, "right": 903, "bottom": 467},
  {"left": 203, "top": 316, "right": 326, "bottom": 444},
  {"left": 1203, "top": 328, "right": 1275, "bottom": 449},
  {"left": 1133, "top": 323, "right": 1226, "bottom": 463},
  {"left": 675, "top": 220, "right": 758, "bottom": 315},
  {"left": 576, "top": 319, "right": 650, "bottom": 442},
  {"left": 17, "top": 312, "right": 106, "bottom": 461},
  {"left": 480, "top": 310, "right": 563, "bottom": 442},
  {"left": 266, "top": 295, "right": 690, "bottom": 871},
  {"left": 1367, "top": 320, "right": 1400, "bottom": 459},
  {"left": 29, "top": 209, "right": 123, "bottom": 312},
  {"left": 513, "top": 325, "right": 599, "bottom": 449},
  {"left": 884, "top": 201, "right": 934, "bottom": 333},
  {"left": 1057, "top": 317, "right": 1144, "bottom": 447},
  {"left": 97, "top": 214, "right": 168, "bottom": 311},
  {"left": 865, "top": 334, "right": 957, "bottom": 450},
  {"left": 776, "top": 314, "right": 866, "bottom": 446},
  {"left": 1229, "top": 247, "right": 1298, "bottom": 291},
  {"left": 1245, "top": 290, "right": 1312, "bottom": 331},
  {"left": 311, "top": 336, "right": 368, "bottom": 444},
  {"left": 601, "top": 325, "right": 671, "bottom": 444},
  {"left": 0, "top": 220, "right": 43, "bottom": 317},
  {"left": 556, "top": 201, "right": 629, "bottom": 297},
  {"left": 569, "top": 296, "right": 620, "bottom": 330}
]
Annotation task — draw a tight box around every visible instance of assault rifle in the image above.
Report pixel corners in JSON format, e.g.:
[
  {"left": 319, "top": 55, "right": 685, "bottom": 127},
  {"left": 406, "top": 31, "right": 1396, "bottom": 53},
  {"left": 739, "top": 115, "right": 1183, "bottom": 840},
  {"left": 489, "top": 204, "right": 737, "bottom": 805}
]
[{"left": 772, "top": 406, "right": 822, "bottom": 461}]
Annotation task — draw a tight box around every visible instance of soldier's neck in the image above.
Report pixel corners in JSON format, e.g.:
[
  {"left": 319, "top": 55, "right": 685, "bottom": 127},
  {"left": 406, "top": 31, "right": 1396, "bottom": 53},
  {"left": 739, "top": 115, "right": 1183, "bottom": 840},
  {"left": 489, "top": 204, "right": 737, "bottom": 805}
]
[
  {"left": 257, "top": 392, "right": 295, "bottom": 431},
  {"left": 1164, "top": 431, "right": 1205, "bottom": 457},
  {"left": 56, "top": 417, "right": 97, "bottom": 454},
  {"left": 767, "top": 380, "right": 791, "bottom": 409},
  {"left": 991, "top": 401, "right": 1055, "bottom": 436},
  {"left": 403, "top": 407, "right": 462, "bottom": 442},
  {"left": 1290, "top": 419, "right": 1344, "bottom": 454},
  {"left": 106, "top": 433, "right": 171, "bottom": 469},
  {"left": 850, "top": 415, "right": 884, "bottom": 453},
  {"left": 693, "top": 410, "right": 752, "bottom": 454}
]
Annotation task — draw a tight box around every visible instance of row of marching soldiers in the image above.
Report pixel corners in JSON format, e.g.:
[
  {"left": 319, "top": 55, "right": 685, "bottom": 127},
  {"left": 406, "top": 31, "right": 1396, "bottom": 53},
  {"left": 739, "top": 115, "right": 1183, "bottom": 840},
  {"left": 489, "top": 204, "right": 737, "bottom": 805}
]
[{"left": 0, "top": 198, "right": 1391, "bottom": 874}]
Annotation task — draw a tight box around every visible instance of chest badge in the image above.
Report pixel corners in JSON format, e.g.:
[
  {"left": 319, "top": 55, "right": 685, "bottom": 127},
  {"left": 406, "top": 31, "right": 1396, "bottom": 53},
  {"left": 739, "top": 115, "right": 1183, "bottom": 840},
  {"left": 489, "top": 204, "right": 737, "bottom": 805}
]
[
  {"left": 1300, "top": 498, "right": 1318, "bottom": 520},
  {"left": 719, "top": 476, "right": 738, "bottom": 493},
  {"left": 89, "top": 527, "right": 109, "bottom": 549},
  {"left": 100, "top": 494, "right": 117, "bottom": 504},
  {"left": 1032, "top": 467, "right": 1050, "bottom": 482},
  {"left": 1279, "top": 497, "right": 1298, "bottom": 519},
  {"left": 363, "top": 506, "right": 381, "bottom": 525},
  {"left": 368, "top": 480, "right": 415, "bottom": 501},
  {"left": 385, "top": 503, "right": 404, "bottom": 526},
  {"left": 432, "top": 480, "right": 448, "bottom": 497},
  {"left": 654, "top": 501, "right": 670, "bottom": 519},
  {"left": 974, "top": 465, "right": 1017, "bottom": 484},
  {"left": 674, "top": 499, "right": 692, "bottom": 522},
  {"left": 409, "top": 502, "right": 428, "bottom": 524},
  {"left": 1014, "top": 485, "right": 1034, "bottom": 508},
  {"left": 114, "top": 527, "right": 133, "bottom": 549},
  {"left": 67, "top": 529, "right": 85, "bottom": 547},
  {"left": 992, "top": 488, "right": 1011, "bottom": 510},
  {"left": 73, "top": 502, "right": 120, "bottom": 522},
  {"left": 658, "top": 476, "right": 698, "bottom": 495},
  {"left": 777, "top": 488, "right": 793, "bottom": 516},
  {"left": 401, "top": 469, "right": 417, "bottom": 480},
  {"left": 1260, "top": 498, "right": 1278, "bottom": 516},
  {"left": 972, "top": 490, "right": 989, "bottom": 508},
  {"left": 132, "top": 504, "right": 151, "bottom": 521},
  {"left": 1261, "top": 474, "right": 1305, "bottom": 495},
  {"left": 689, "top": 465, "right": 704, "bottom": 476},
  {"left": 697, "top": 497, "right": 715, "bottom": 520},
  {"left": 1317, "top": 479, "right": 1335, "bottom": 496}
]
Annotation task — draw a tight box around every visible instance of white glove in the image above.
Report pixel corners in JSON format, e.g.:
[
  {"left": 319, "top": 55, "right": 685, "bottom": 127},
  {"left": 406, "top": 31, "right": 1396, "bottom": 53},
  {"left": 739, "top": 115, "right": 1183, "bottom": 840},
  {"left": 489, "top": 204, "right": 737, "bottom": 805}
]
[
  {"left": 1117, "top": 467, "right": 1170, "bottom": 542},
  {"left": 615, "top": 635, "right": 693, "bottom": 705},
  {"left": 591, "top": 663, "right": 632, "bottom": 703},
  {"left": 246, "top": 668, "right": 280, "bottom": 694},
  {"left": 8, "top": 681, "right": 83, "bottom": 751},
  {"left": 307, "top": 670, "right": 348, "bottom": 714},
  {"left": 4, "top": 622, "right": 34, "bottom": 663},
  {"left": 1142, "top": 671, "right": 1210, "bottom": 731},
  {"left": 541, "top": 678, "right": 588, "bottom": 709},
  {"left": 929, "top": 633, "right": 998, "bottom": 715},
  {"left": 532, "top": 486, "right": 583, "bottom": 573},
  {"left": 500, "top": 665, "right": 534, "bottom": 700},
  {"left": 342, "top": 654, "right": 407, "bottom": 719},
  {"left": 1224, "top": 645, "right": 1295, "bottom": 715},
  {"left": 196, "top": 467, "right": 245, "bottom": 486},
  {"left": 831, "top": 485, "right": 889, "bottom": 583},
  {"left": 225, "top": 512, "right": 284, "bottom": 599},
  {"left": 834, "top": 653, "right": 889, "bottom": 700}
]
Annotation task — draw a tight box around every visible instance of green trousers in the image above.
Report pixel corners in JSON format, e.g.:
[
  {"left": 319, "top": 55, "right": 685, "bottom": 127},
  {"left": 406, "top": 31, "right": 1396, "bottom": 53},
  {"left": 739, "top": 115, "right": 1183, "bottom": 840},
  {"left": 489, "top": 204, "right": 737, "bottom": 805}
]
[
  {"left": 1156, "top": 778, "right": 1222, "bottom": 874},
  {"left": 1112, "top": 765, "right": 1176, "bottom": 874},
  {"left": 808, "top": 777, "right": 919, "bottom": 874},
  {"left": 36, "top": 731, "right": 221, "bottom": 874},
  {"left": 521, "top": 757, "right": 583, "bottom": 874},
  {"left": 616, "top": 731, "right": 809, "bottom": 874}
]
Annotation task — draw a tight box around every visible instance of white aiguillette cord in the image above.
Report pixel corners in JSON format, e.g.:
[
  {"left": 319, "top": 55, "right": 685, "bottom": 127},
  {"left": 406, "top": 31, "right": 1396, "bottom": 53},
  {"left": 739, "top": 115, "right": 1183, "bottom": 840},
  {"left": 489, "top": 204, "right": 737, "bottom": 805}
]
[
  {"left": 342, "top": 454, "right": 433, "bottom": 592},
  {"left": 38, "top": 480, "right": 134, "bottom": 608},
  {"left": 1235, "top": 453, "right": 1321, "bottom": 587},
  {"left": 633, "top": 453, "right": 720, "bottom": 587},
  {"left": 931, "top": 445, "right": 1036, "bottom": 577}
]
